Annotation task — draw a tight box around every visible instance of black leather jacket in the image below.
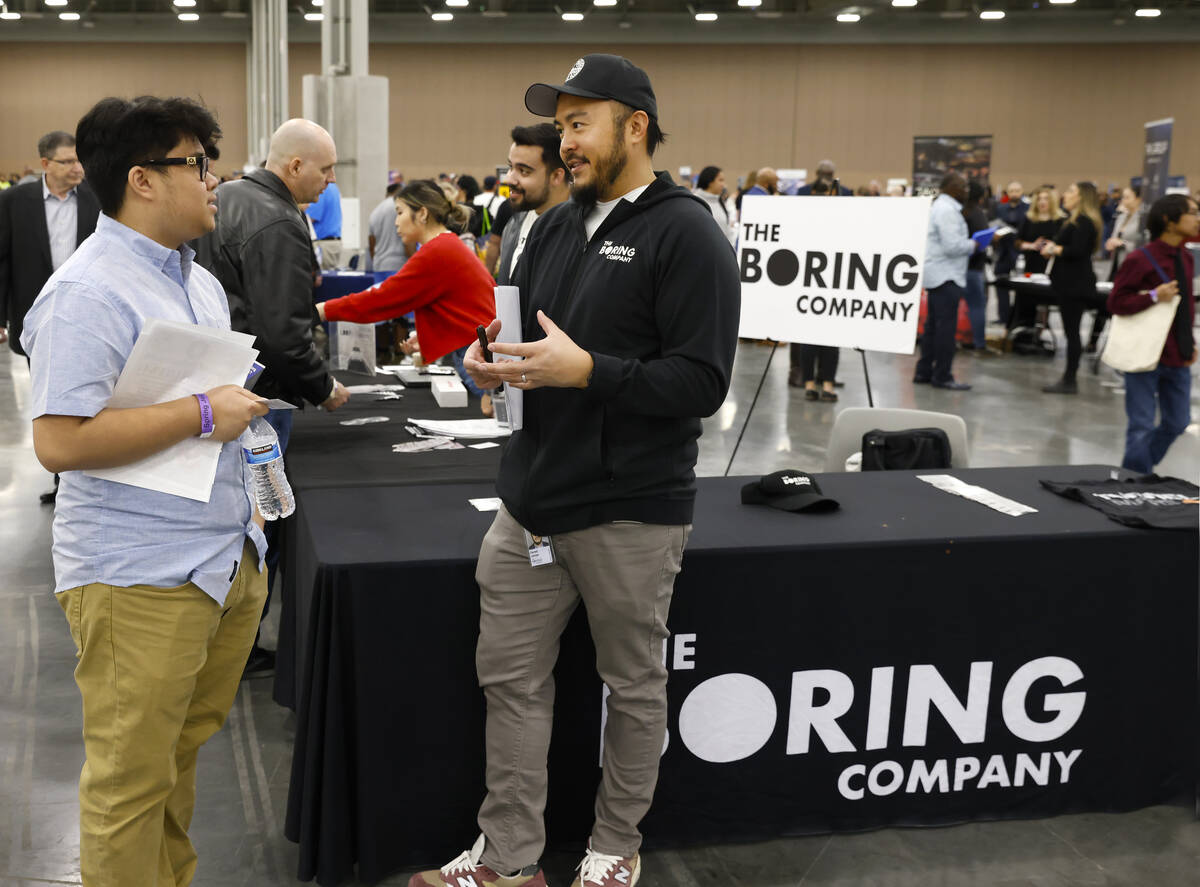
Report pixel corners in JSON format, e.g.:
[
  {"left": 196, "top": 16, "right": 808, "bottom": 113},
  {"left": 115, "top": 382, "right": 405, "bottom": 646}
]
[{"left": 195, "top": 168, "right": 332, "bottom": 406}]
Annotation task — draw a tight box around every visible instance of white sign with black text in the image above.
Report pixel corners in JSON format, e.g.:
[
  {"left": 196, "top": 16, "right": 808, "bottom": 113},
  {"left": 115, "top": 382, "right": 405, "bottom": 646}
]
[{"left": 738, "top": 195, "right": 933, "bottom": 354}]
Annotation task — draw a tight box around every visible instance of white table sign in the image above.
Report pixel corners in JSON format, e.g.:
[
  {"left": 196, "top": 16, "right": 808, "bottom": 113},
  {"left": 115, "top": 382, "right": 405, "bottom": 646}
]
[{"left": 738, "top": 195, "right": 933, "bottom": 354}]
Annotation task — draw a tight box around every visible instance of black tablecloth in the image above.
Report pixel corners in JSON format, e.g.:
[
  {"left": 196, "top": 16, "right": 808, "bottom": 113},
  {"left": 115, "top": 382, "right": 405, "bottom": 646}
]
[
  {"left": 281, "top": 466, "right": 1198, "bottom": 886},
  {"left": 272, "top": 369, "right": 504, "bottom": 709},
  {"left": 996, "top": 276, "right": 1109, "bottom": 308},
  {"left": 284, "top": 369, "right": 504, "bottom": 492}
]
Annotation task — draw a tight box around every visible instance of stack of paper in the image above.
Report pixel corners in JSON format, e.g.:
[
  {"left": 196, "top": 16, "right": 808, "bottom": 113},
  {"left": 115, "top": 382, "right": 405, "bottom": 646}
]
[
  {"left": 407, "top": 417, "right": 511, "bottom": 439},
  {"left": 85, "top": 318, "right": 260, "bottom": 502}
]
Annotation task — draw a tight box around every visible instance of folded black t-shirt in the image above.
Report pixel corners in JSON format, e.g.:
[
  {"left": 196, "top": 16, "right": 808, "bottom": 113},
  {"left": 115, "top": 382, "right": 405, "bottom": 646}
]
[{"left": 1040, "top": 474, "right": 1199, "bottom": 531}]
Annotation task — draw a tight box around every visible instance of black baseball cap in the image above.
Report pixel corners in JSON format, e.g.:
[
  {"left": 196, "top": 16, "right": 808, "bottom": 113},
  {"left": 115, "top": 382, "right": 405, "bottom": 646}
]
[
  {"left": 525, "top": 54, "right": 658, "bottom": 121},
  {"left": 741, "top": 470, "right": 840, "bottom": 514}
]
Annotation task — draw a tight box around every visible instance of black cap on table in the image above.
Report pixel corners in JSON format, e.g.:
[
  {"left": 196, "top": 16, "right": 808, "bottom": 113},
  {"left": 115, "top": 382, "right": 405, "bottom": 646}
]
[
  {"left": 741, "top": 470, "right": 840, "bottom": 514},
  {"left": 525, "top": 54, "right": 658, "bottom": 121}
]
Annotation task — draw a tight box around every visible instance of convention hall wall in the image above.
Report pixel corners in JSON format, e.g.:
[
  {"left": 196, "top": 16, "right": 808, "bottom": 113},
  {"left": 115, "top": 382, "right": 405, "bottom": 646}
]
[{"left": 4, "top": 41, "right": 1197, "bottom": 196}]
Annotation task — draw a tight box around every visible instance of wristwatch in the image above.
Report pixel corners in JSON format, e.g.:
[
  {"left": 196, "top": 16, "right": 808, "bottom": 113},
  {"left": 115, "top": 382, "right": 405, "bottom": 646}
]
[{"left": 195, "top": 393, "right": 215, "bottom": 439}]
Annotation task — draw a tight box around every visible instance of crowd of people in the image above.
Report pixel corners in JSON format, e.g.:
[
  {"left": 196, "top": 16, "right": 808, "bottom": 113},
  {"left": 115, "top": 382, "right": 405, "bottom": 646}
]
[{"left": 0, "top": 51, "right": 1195, "bottom": 887}]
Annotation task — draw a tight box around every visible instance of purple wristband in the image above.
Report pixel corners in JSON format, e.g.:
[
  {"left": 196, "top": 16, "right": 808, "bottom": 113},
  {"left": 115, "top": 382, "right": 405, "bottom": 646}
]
[{"left": 194, "top": 393, "right": 215, "bottom": 438}]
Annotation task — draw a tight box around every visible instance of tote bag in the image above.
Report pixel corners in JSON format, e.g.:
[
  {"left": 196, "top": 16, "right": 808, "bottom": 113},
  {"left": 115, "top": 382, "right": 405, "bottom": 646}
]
[{"left": 1101, "top": 249, "right": 1180, "bottom": 374}]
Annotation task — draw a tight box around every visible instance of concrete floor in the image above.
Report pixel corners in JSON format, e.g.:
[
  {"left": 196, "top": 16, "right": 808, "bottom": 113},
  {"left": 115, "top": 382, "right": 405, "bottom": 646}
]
[{"left": 2, "top": 323, "right": 1198, "bottom": 887}]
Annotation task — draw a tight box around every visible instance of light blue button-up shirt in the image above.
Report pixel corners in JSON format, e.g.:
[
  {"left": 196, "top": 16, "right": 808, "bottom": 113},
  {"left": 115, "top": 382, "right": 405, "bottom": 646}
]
[
  {"left": 21, "top": 214, "right": 267, "bottom": 605},
  {"left": 923, "top": 193, "right": 976, "bottom": 290},
  {"left": 42, "top": 176, "right": 78, "bottom": 272}
]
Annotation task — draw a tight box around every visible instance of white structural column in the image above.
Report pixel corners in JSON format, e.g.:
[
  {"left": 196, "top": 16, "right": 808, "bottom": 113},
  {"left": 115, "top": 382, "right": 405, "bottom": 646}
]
[
  {"left": 247, "top": 0, "right": 288, "bottom": 167},
  {"left": 303, "top": 0, "right": 388, "bottom": 265}
]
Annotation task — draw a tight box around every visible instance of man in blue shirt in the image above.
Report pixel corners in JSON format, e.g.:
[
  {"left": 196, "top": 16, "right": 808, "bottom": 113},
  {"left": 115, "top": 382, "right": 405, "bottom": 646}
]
[
  {"left": 21, "top": 96, "right": 270, "bottom": 887},
  {"left": 305, "top": 178, "right": 342, "bottom": 269},
  {"left": 915, "top": 172, "right": 979, "bottom": 391}
]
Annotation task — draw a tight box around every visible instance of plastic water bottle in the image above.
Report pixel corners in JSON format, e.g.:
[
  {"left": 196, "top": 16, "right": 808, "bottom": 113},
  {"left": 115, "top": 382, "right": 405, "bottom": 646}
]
[{"left": 242, "top": 417, "right": 295, "bottom": 520}]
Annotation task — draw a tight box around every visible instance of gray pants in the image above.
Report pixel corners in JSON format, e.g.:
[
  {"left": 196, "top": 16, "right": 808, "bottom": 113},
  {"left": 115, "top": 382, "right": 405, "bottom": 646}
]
[
  {"left": 475, "top": 506, "right": 690, "bottom": 872},
  {"left": 315, "top": 238, "right": 342, "bottom": 270}
]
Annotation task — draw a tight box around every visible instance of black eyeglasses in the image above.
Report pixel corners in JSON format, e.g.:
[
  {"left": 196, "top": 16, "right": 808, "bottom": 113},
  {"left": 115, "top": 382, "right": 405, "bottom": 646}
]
[{"left": 133, "top": 153, "right": 209, "bottom": 181}]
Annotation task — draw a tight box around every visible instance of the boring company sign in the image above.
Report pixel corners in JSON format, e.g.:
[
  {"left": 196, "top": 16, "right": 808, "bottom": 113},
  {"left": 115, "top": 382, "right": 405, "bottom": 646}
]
[{"left": 737, "top": 195, "right": 933, "bottom": 354}]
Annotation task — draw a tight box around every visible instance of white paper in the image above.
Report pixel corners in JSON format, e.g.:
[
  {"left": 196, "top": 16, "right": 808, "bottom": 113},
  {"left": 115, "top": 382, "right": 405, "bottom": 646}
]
[
  {"left": 265, "top": 399, "right": 297, "bottom": 410},
  {"left": 85, "top": 318, "right": 259, "bottom": 502},
  {"left": 494, "top": 285, "right": 524, "bottom": 431},
  {"left": 469, "top": 497, "right": 502, "bottom": 511},
  {"left": 469, "top": 442, "right": 500, "bottom": 450},
  {"left": 408, "top": 417, "right": 511, "bottom": 439},
  {"left": 917, "top": 474, "right": 1038, "bottom": 517},
  {"left": 344, "top": 384, "right": 405, "bottom": 394}
]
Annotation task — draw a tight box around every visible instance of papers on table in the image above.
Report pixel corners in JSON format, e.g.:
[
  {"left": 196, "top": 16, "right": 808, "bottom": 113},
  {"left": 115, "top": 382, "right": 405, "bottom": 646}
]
[
  {"left": 917, "top": 474, "right": 1038, "bottom": 517},
  {"left": 343, "top": 383, "right": 405, "bottom": 394},
  {"left": 407, "top": 417, "right": 511, "bottom": 439},
  {"left": 494, "top": 286, "right": 524, "bottom": 432},
  {"left": 85, "top": 318, "right": 259, "bottom": 502},
  {"left": 469, "top": 442, "right": 500, "bottom": 449},
  {"left": 469, "top": 497, "right": 503, "bottom": 511}
]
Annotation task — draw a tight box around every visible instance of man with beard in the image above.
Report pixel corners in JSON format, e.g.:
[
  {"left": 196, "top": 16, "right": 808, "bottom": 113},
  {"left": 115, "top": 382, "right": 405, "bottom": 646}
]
[
  {"left": 410, "top": 55, "right": 740, "bottom": 887},
  {"left": 496, "top": 122, "right": 570, "bottom": 285}
]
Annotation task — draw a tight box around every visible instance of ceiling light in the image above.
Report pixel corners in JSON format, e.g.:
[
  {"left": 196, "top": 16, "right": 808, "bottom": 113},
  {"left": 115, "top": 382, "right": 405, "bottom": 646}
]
[
  {"left": 892, "top": 0, "right": 917, "bottom": 6},
  {"left": 1134, "top": 7, "right": 1161, "bottom": 15},
  {"left": 695, "top": 11, "right": 717, "bottom": 20},
  {"left": 431, "top": 11, "right": 452, "bottom": 20},
  {"left": 173, "top": 0, "right": 196, "bottom": 7},
  {"left": 177, "top": 12, "right": 198, "bottom": 19},
  {"left": 561, "top": 11, "right": 584, "bottom": 20},
  {"left": 737, "top": 0, "right": 762, "bottom": 6},
  {"left": 0, "top": 9, "right": 21, "bottom": 17},
  {"left": 1048, "top": 0, "right": 1075, "bottom": 4},
  {"left": 979, "top": 9, "right": 1005, "bottom": 18},
  {"left": 445, "top": 0, "right": 468, "bottom": 6},
  {"left": 836, "top": 12, "right": 860, "bottom": 21},
  {"left": 594, "top": 0, "right": 617, "bottom": 6},
  {"left": 303, "top": 11, "right": 322, "bottom": 19},
  {"left": 58, "top": 10, "right": 79, "bottom": 17},
  {"left": 311, "top": 0, "right": 322, "bottom": 6},
  {"left": 45, "top": 0, "right": 68, "bottom": 6}
]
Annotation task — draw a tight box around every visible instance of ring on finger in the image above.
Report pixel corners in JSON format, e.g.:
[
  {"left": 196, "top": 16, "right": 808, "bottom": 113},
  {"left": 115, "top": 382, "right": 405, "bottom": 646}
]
[{"left": 521, "top": 372, "right": 527, "bottom": 383}]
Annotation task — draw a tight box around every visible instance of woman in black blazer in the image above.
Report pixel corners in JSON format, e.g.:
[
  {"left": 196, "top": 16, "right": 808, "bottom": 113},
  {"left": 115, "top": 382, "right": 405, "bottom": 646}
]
[{"left": 1041, "top": 181, "right": 1101, "bottom": 394}]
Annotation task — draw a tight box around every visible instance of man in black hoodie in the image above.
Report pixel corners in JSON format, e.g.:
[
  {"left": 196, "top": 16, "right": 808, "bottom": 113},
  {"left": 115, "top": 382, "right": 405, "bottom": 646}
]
[{"left": 410, "top": 56, "right": 740, "bottom": 887}]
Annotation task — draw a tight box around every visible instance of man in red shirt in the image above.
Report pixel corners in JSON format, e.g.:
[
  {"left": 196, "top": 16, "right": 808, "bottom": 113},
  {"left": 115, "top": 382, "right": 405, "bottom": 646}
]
[{"left": 1107, "top": 193, "right": 1198, "bottom": 473}]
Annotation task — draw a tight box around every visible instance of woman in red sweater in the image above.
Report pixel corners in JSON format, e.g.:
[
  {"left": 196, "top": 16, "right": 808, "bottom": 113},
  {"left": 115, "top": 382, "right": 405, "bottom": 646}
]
[{"left": 317, "top": 179, "right": 496, "bottom": 402}]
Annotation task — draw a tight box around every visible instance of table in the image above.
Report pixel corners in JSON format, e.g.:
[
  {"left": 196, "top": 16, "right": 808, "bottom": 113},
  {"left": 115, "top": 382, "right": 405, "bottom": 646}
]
[
  {"left": 272, "top": 369, "right": 505, "bottom": 709},
  {"left": 280, "top": 466, "right": 1198, "bottom": 886},
  {"left": 314, "top": 270, "right": 392, "bottom": 303}
]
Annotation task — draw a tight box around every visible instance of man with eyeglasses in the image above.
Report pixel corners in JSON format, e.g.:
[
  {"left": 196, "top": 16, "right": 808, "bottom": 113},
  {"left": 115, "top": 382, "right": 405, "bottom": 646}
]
[
  {"left": 21, "top": 95, "right": 273, "bottom": 887},
  {"left": 0, "top": 130, "right": 101, "bottom": 502}
]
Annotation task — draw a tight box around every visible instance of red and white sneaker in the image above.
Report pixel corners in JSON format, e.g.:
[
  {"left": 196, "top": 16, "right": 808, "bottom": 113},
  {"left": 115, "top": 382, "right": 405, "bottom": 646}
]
[
  {"left": 569, "top": 841, "right": 640, "bottom": 887},
  {"left": 408, "top": 835, "right": 548, "bottom": 887}
]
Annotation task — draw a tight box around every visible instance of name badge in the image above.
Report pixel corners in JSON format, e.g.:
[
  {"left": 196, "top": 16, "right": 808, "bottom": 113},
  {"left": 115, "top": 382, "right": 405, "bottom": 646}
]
[{"left": 522, "top": 529, "right": 555, "bottom": 567}]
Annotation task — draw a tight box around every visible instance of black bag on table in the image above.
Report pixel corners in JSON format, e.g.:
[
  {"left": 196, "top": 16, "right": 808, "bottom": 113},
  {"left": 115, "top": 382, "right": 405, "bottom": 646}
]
[{"left": 861, "top": 428, "right": 952, "bottom": 471}]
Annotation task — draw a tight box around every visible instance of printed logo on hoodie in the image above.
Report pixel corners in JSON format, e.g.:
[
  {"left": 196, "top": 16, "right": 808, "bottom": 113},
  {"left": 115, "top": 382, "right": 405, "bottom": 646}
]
[{"left": 600, "top": 240, "right": 637, "bottom": 263}]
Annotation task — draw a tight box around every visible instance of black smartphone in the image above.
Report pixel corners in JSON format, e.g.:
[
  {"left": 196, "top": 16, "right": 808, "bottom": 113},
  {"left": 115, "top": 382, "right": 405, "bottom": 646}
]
[{"left": 476, "top": 324, "right": 492, "bottom": 363}]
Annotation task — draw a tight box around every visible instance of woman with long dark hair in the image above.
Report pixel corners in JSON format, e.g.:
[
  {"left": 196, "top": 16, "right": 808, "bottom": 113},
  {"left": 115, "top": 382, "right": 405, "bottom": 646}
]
[
  {"left": 1041, "top": 181, "right": 1102, "bottom": 394},
  {"left": 317, "top": 179, "right": 496, "bottom": 406}
]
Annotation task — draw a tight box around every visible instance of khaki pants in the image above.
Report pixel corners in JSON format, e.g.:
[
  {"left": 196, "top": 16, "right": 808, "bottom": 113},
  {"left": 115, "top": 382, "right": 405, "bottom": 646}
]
[
  {"left": 57, "top": 541, "right": 267, "bottom": 887},
  {"left": 315, "top": 238, "right": 342, "bottom": 270},
  {"left": 475, "top": 507, "right": 690, "bottom": 872}
]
